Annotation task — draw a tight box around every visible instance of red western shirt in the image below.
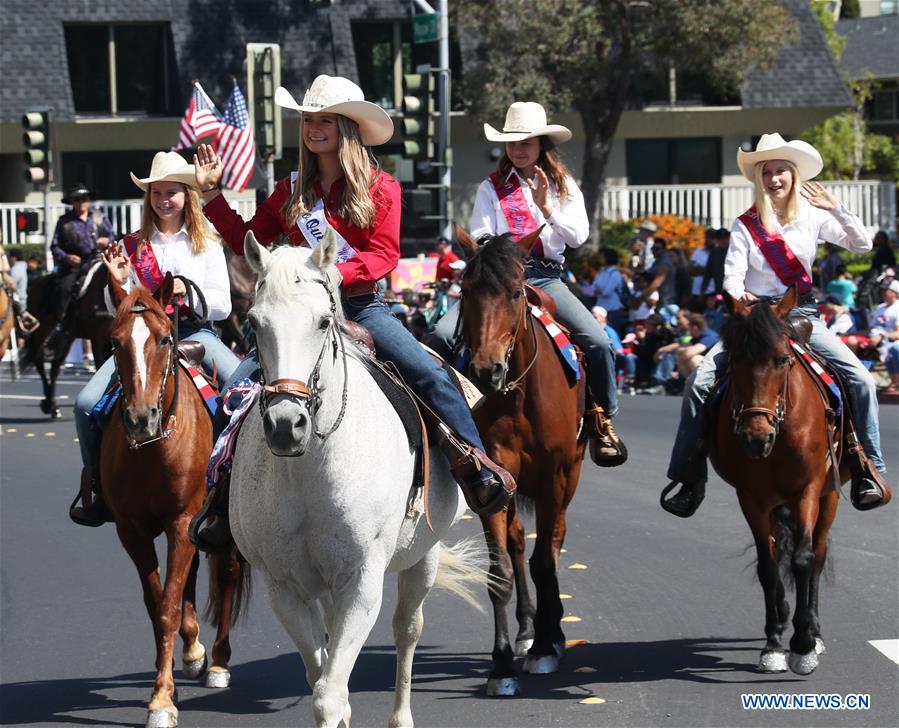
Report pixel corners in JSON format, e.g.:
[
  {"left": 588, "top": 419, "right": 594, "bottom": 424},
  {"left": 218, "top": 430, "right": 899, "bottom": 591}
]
[{"left": 203, "top": 171, "right": 401, "bottom": 290}]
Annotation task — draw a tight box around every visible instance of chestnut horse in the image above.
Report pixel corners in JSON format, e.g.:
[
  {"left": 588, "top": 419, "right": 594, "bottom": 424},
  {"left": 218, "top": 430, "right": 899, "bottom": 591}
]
[
  {"left": 103, "top": 274, "right": 248, "bottom": 728},
  {"left": 455, "top": 228, "right": 587, "bottom": 696},
  {"left": 711, "top": 286, "right": 846, "bottom": 675},
  {"left": 216, "top": 246, "right": 256, "bottom": 355},
  {"left": 0, "top": 282, "right": 13, "bottom": 362}
]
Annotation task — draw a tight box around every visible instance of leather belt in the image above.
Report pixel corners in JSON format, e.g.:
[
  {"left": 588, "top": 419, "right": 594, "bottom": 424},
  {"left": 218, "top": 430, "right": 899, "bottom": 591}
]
[{"left": 343, "top": 281, "right": 379, "bottom": 298}]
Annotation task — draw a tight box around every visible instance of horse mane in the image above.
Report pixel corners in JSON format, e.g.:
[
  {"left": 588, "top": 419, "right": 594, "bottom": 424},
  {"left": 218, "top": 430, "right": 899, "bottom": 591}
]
[
  {"left": 112, "top": 286, "right": 170, "bottom": 331},
  {"left": 721, "top": 301, "right": 789, "bottom": 362},
  {"left": 260, "top": 245, "right": 344, "bottom": 319},
  {"left": 463, "top": 234, "right": 524, "bottom": 295}
]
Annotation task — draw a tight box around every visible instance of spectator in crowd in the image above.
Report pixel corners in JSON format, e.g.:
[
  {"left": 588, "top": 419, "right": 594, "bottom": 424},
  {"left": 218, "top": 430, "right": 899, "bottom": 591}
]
[
  {"left": 633, "top": 312, "right": 676, "bottom": 393},
  {"left": 668, "top": 247, "right": 693, "bottom": 308},
  {"left": 674, "top": 313, "right": 719, "bottom": 379},
  {"left": 592, "top": 247, "right": 629, "bottom": 336},
  {"left": 818, "top": 242, "right": 843, "bottom": 291},
  {"left": 26, "top": 256, "right": 41, "bottom": 287},
  {"left": 700, "top": 228, "right": 729, "bottom": 294},
  {"left": 869, "top": 230, "right": 896, "bottom": 277},
  {"left": 629, "top": 271, "right": 658, "bottom": 325},
  {"left": 6, "top": 248, "right": 28, "bottom": 308},
  {"left": 429, "top": 236, "right": 463, "bottom": 282},
  {"left": 866, "top": 280, "right": 899, "bottom": 391},
  {"left": 630, "top": 221, "right": 657, "bottom": 273},
  {"left": 823, "top": 295, "right": 858, "bottom": 359},
  {"left": 825, "top": 263, "right": 857, "bottom": 307},
  {"left": 690, "top": 230, "right": 717, "bottom": 308},
  {"left": 702, "top": 292, "right": 725, "bottom": 333},
  {"left": 640, "top": 238, "right": 675, "bottom": 307},
  {"left": 592, "top": 304, "right": 623, "bottom": 349}
]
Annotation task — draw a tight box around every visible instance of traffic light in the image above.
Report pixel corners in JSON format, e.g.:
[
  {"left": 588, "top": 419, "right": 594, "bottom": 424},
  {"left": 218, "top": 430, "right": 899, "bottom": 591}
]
[
  {"left": 401, "top": 70, "right": 435, "bottom": 160},
  {"left": 16, "top": 211, "right": 39, "bottom": 234},
  {"left": 246, "top": 43, "right": 282, "bottom": 161},
  {"left": 22, "top": 110, "right": 51, "bottom": 184}
]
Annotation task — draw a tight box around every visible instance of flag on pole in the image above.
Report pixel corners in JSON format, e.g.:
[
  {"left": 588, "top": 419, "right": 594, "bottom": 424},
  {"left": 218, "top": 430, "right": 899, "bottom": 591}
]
[
  {"left": 213, "top": 81, "right": 256, "bottom": 192},
  {"left": 173, "top": 82, "right": 222, "bottom": 150}
]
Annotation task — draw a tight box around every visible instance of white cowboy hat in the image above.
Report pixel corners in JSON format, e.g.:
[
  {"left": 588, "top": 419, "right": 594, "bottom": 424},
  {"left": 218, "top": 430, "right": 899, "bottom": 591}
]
[
  {"left": 130, "top": 151, "right": 197, "bottom": 192},
  {"left": 737, "top": 133, "right": 823, "bottom": 182},
  {"left": 274, "top": 75, "right": 394, "bottom": 146},
  {"left": 483, "top": 102, "right": 572, "bottom": 144}
]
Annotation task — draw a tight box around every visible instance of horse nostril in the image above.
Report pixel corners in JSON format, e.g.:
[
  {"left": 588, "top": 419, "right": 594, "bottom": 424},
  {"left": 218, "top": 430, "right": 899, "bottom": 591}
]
[{"left": 296, "top": 412, "right": 307, "bottom": 429}]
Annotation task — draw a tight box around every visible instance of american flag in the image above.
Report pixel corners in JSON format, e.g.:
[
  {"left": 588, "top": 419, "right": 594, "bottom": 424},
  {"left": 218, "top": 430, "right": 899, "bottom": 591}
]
[
  {"left": 173, "top": 82, "right": 221, "bottom": 151},
  {"left": 213, "top": 82, "right": 256, "bottom": 192}
]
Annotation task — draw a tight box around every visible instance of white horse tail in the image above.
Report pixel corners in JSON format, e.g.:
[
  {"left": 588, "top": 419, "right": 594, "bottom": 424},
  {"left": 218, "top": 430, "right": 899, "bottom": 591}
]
[{"left": 434, "top": 537, "right": 493, "bottom": 613}]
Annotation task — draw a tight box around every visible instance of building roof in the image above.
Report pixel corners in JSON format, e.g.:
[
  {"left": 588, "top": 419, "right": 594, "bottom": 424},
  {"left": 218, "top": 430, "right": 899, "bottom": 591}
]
[
  {"left": 742, "top": 0, "right": 852, "bottom": 110},
  {"left": 836, "top": 14, "right": 899, "bottom": 80}
]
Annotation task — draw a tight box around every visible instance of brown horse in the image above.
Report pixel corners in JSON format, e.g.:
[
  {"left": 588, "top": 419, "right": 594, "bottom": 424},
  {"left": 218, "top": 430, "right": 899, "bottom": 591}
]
[
  {"left": 103, "top": 274, "right": 248, "bottom": 728},
  {"left": 711, "top": 286, "right": 846, "bottom": 675},
  {"left": 455, "top": 227, "right": 587, "bottom": 696},
  {"left": 216, "top": 246, "right": 256, "bottom": 355},
  {"left": 0, "top": 282, "right": 14, "bottom": 362},
  {"left": 19, "top": 261, "right": 113, "bottom": 417}
]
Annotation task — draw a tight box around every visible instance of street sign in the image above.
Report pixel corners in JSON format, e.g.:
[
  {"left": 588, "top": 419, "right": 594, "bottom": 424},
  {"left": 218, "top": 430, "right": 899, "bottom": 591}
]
[{"left": 413, "top": 13, "right": 438, "bottom": 43}]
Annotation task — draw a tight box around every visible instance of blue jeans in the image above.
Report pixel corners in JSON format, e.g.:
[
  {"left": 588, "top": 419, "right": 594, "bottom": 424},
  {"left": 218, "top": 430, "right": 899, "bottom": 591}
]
[
  {"left": 666, "top": 304, "right": 885, "bottom": 481},
  {"left": 429, "top": 270, "right": 619, "bottom": 416},
  {"left": 74, "top": 326, "right": 240, "bottom": 468}
]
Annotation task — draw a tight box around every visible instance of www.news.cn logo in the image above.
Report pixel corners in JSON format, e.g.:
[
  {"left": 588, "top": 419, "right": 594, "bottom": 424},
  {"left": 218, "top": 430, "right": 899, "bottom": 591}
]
[{"left": 741, "top": 693, "right": 871, "bottom": 710}]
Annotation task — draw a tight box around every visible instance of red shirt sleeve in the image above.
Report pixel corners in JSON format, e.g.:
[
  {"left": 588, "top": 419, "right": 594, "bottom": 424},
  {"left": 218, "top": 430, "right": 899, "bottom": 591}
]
[
  {"left": 204, "top": 177, "right": 293, "bottom": 255},
  {"left": 334, "top": 173, "right": 401, "bottom": 287}
]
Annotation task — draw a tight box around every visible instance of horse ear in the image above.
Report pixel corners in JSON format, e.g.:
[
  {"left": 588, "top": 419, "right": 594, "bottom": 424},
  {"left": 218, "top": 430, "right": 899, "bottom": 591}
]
[
  {"left": 244, "top": 231, "right": 271, "bottom": 274},
  {"left": 310, "top": 227, "right": 338, "bottom": 270},
  {"left": 726, "top": 291, "right": 749, "bottom": 318},
  {"left": 155, "top": 272, "right": 175, "bottom": 308},
  {"left": 775, "top": 285, "right": 798, "bottom": 319},
  {"left": 108, "top": 276, "right": 128, "bottom": 308},
  {"left": 516, "top": 226, "right": 544, "bottom": 257},
  {"left": 455, "top": 224, "right": 479, "bottom": 260}
]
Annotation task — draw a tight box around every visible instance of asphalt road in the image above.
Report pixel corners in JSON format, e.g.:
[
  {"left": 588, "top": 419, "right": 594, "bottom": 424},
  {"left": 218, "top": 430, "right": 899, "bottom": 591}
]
[{"left": 1, "top": 369, "right": 897, "bottom": 728}]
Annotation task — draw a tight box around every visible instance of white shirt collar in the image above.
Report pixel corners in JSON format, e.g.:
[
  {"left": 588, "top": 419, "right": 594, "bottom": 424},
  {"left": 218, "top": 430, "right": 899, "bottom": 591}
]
[{"left": 151, "top": 224, "right": 190, "bottom": 244}]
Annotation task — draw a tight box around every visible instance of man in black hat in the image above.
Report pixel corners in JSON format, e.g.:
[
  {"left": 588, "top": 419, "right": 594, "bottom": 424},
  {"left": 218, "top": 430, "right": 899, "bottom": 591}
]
[{"left": 44, "top": 184, "right": 116, "bottom": 358}]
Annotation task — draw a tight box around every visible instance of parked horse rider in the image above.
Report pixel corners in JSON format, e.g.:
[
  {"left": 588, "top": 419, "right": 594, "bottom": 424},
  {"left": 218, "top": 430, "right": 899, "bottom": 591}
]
[
  {"left": 661, "top": 134, "right": 892, "bottom": 518},
  {"left": 190, "top": 75, "right": 516, "bottom": 553},
  {"left": 43, "top": 184, "right": 116, "bottom": 355},
  {"left": 70, "top": 153, "right": 240, "bottom": 527},
  {"left": 428, "top": 101, "right": 627, "bottom": 467}
]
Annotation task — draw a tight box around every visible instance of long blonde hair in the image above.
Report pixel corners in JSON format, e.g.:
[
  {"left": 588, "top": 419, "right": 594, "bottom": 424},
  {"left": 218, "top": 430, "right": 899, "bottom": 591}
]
[
  {"left": 139, "top": 184, "right": 215, "bottom": 254},
  {"left": 497, "top": 136, "right": 572, "bottom": 202},
  {"left": 752, "top": 160, "right": 801, "bottom": 232},
  {"left": 281, "top": 115, "right": 378, "bottom": 229}
]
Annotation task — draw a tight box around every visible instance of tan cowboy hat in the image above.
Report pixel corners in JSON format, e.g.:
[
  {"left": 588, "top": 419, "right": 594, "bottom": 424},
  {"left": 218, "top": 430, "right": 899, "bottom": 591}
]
[
  {"left": 737, "top": 133, "right": 823, "bottom": 182},
  {"left": 274, "top": 75, "right": 394, "bottom": 146},
  {"left": 130, "top": 151, "right": 198, "bottom": 192},
  {"left": 484, "top": 102, "right": 572, "bottom": 144}
]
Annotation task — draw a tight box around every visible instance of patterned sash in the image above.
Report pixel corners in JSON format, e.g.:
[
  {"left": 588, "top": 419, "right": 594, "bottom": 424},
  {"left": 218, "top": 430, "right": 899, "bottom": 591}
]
[
  {"left": 121, "top": 232, "right": 184, "bottom": 315},
  {"left": 489, "top": 172, "right": 543, "bottom": 257},
  {"left": 290, "top": 173, "right": 358, "bottom": 264},
  {"left": 738, "top": 206, "right": 812, "bottom": 295}
]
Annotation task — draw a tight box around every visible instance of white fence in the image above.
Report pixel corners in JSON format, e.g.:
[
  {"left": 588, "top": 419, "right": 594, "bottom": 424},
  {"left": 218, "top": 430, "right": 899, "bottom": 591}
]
[{"left": 2, "top": 180, "right": 894, "bottom": 247}]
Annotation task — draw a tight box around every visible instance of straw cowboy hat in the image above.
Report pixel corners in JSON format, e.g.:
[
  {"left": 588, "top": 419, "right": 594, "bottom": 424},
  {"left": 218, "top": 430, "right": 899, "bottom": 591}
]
[
  {"left": 737, "top": 133, "right": 823, "bottom": 182},
  {"left": 484, "top": 102, "right": 572, "bottom": 144},
  {"left": 130, "top": 152, "right": 198, "bottom": 192},
  {"left": 274, "top": 75, "right": 394, "bottom": 146}
]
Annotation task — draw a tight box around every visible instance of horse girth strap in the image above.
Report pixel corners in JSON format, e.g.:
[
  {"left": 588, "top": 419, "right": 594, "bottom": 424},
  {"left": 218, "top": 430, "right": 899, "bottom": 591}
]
[{"left": 263, "top": 378, "right": 312, "bottom": 400}]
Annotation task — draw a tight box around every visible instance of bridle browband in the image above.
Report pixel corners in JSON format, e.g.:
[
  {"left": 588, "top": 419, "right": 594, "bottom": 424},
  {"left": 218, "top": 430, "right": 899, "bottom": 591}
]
[{"left": 730, "top": 347, "right": 795, "bottom": 438}]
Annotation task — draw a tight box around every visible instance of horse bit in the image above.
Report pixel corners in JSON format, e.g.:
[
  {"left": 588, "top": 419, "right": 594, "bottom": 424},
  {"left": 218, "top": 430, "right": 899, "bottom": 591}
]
[
  {"left": 256, "top": 278, "right": 349, "bottom": 443},
  {"left": 730, "top": 355, "right": 794, "bottom": 437}
]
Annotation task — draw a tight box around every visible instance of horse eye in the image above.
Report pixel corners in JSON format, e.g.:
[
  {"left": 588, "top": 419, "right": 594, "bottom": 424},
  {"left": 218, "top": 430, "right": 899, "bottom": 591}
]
[
  {"left": 318, "top": 316, "right": 330, "bottom": 331},
  {"left": 776, "top": 356, "right": 790, "bottom": 368},
  {"left": 159, "top": 335, "right": 173, "bottom": 346},
  {"left": 512, "top": 289, "right": 522, "bottom": 300}
]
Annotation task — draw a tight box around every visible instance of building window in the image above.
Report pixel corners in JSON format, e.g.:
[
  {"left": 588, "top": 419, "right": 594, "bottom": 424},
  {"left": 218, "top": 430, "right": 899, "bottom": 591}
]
[
  {"left": 353, "top": 22, "right": 397, "bottom": 110},
  {"left": 879, "top": 1, "right": 899, "bottom": 15},
  {"left": 626, "top": 138, "right": 722, "bottom": 184},
  {"left": 62, "top": 150, "right": 160, "bottom": 199},
  {"left": 64, "top": 23, "right": 179, "bottom": 115},
  {"left": 869, "top": 85, "right": 898, "bottom": 122}
]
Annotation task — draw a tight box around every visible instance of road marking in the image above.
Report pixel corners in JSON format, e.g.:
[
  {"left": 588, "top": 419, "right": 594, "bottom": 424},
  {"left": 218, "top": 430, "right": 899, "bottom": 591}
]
[
  {"left": 5, "top": 428, "right": 16, "bottom": 432},
  {"left": 561, "top": 616, "right": 582, "bottom": 623},
  {"left": 460, "top": 514, "right": 473, "bottom": 520},
  {"left": 26, "top": 433, "right": 36, "bottom": 438},
  {"left": 561, "top": 548, "right": 567, "bottom": 553},
  {"left": 45, "top": 432, "right": 56, "bottom": 437},
  {"left": 560, "top": 593, "right": 572, "bottom": 600},
  {"left": 565, "top": 639, "right": 590, "bottom": 647},
  {"left": 527, "top": 532, "right": 536, "bottom": 539},
  {"left": 574, "top": 666, "right": 596, "bottom": 673},
  {"left": 868, "top": 639, "right": 899, "bottom": 665},
  {"left": 0, "top": 394, "right": 70, "bottom": 401},
  {"left": 579, "top": 697, "right": 606, "bottom": 705},
  {"left": 568, "top": 562, "right": 588, "bottom": 569}
]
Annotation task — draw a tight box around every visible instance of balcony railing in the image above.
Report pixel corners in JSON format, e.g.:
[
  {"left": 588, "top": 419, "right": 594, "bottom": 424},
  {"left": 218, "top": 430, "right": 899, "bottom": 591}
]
[{"left": 2, "top": 180, "right": 894, "bottom": 248}]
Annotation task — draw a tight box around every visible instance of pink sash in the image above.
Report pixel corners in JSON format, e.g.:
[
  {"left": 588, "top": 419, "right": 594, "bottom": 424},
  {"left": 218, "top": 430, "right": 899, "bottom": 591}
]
[
  {"left": 737, "top": 207, "right": 812, "bottom": 295},
  {"left": 122, "top": 232, "right": 182, "bottom": 314},
  {"left": 490, "top": 172, "right": 543, "bottom": 256}
]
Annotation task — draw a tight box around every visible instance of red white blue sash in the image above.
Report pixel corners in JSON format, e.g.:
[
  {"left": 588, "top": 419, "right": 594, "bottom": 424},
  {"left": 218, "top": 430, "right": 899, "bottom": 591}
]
[
  {"left": 290, "top": 172, "right": 358, "bottom": 264},
  {"left": 121, "top": 232, "right": 184, "bottom": 315},
  {"left": 490, "top": 172, "right": 543, "bottom": 257},
  {"left": 530, "top": 305, "right": 579, "bottom": 380},
  {"left": 738, "top": 207, "right": 812, "bottom": 295}
]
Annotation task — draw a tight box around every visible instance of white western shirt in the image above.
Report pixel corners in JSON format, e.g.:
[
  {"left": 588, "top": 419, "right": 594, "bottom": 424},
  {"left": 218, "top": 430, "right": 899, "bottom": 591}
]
[
  {"left": 723, "top": 200, "right": 872, "bottom": 300},
  {"left": 469, "top": 169, "right": 589, "bottom": 263}
]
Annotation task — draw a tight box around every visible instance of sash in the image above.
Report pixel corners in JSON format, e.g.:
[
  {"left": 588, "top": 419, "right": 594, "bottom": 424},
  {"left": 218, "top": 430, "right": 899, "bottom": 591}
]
[
  {"left": 489, "top": 172, "right": 543, "bottom": 256},
  {"left": 738, "top": 207, "right": 812, "bottom": 295},
  {"left": 290, "top": 172, "right": 358, "bottom": 264},
  {"left": 121, "top": 232, "right": 182, "bottom": 315}
]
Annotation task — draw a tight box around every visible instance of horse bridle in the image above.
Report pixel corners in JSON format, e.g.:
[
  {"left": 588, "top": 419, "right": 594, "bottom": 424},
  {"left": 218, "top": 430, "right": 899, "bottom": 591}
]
[
  {"left": 730, "top": 352, "right": 794, "bottom": 437},
  {"left": 256, "top": 278, "right": 349, "bottom": 443}
]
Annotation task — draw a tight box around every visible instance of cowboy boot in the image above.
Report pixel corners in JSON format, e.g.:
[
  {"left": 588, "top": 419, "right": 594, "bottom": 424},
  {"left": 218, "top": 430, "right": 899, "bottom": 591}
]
[
  {"left": 438, "top": 432, "right": 516, "bottom": 516},
  {"left": 586, "top": 405, "right": 628, "bottom": 467},
  {"left": 189, "top": 475, "right": 234, "bottom": 554},
  {"left": 69, "top": 466, "right": 112, "bottom": 527},
  {"left": 660, "top": 446, "right": 709, "bottom": 518}
]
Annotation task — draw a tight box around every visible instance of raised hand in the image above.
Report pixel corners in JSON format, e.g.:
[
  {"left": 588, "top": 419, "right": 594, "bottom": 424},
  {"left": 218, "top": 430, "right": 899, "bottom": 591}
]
[
  {"left": 194, "top": 144, "right": 224, "bottom": 192},
  {"left": 800, "top": 182, "right": 838, "bottom": 211},
  {"left": 527, "top": 166, "right": 551, "bottom": 216},
  {"left": 102, "top": 242, "right": 131, "bottom": 284}
]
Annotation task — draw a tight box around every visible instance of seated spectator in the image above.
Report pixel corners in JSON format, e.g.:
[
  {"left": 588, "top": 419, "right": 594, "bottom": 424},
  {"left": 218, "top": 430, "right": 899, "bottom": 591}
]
[
  {"left": 674, "top": 313, "right": 719, "bottom": 379},
  {"left": 629, "top": 271, "right": 658, "bottom": 326},
  {"left": 825, "top": 264, "right": 857, "bottom": 307},
  {"left": 633, "top": 313, "right": 675, "bottom": 393},
  {"left": 862, "top": 280, "right": 899, "bottom": 387}
]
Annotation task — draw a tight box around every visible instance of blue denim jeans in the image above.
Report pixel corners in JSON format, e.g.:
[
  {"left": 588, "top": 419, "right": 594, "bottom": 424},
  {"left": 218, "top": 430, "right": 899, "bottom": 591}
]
[
  {"left": 666, "top": 304, "right": 885, "bottom": 481},
  {"left": 74, "top": 326, "right": 240, "bottom": 468}
]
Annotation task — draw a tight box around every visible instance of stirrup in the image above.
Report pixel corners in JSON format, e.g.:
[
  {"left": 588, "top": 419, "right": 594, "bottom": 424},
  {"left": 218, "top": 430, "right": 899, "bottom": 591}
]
[
  {"left": 850, "top": 473, "right": 892, "bottom": 512},
  {"left": 18, "top": 312, "right": 39, "bottom": 334},
  {"left": 68, "top": 491, "right": 111, "bottom": 527},
  {"left": 660, "top": 480, "right": 705, "bottom": 518}
]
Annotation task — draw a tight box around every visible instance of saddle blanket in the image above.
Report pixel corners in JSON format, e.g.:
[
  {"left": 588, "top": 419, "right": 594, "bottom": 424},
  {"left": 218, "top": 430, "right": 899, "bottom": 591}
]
[
  {"left": 90, "top": 360, "right": 219, "bottom": 428},
  {"left": 207, "top": 376, "right": 260, "bottom": 489}
]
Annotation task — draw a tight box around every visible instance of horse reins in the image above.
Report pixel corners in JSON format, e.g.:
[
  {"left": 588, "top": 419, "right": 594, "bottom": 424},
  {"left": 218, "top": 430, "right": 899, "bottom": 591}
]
[
  {"left": 497, "top": 286, "right": 539, "bottom": 394},
  {"left": 730, "top": 354, "right": 794, "bottom": 437}
]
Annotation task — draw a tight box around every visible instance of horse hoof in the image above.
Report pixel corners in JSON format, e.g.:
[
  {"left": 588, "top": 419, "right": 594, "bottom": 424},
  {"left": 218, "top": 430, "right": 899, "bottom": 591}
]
[
  {"left": 182, "top": 653, "right": 207, "bottom": 680},
  {"left": 758, "top": 650, "right": 788, "bottom": 673},
  {"left": 205, "top": 666, "right": 231, "bottom": 688},
  {"left": 51, "top": 408, "right": 62, "bottom": 420},
  {"left": 788, "top": 650, "right": 818, "bottom": 675},
  {"left": 146, "top": 708, "right": 178, "bottom": 728},
  {"left": 523, "top": 654, "right": 560, "bottom": 674},
  {"left": 514, "top": 638, "right": 534, "bottom": 656},
  {"left": 39, "top": 399, "right": 51, "bottom": 414},
  {"left": 486, "top": 677, "right": 519, "bottom": 697},
  {"left": 815, "top": 637, "right": 826, "bottom": 655}
]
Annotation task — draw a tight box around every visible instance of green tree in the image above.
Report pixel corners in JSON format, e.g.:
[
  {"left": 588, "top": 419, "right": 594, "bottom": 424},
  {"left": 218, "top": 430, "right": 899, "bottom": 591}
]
[{"left": 452, "top": 0, "right": 796, "bottom": 246}]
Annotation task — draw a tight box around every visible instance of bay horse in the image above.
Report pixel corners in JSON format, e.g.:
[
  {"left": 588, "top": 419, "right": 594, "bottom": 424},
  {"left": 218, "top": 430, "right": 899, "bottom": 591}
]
[
  {"left": 454, "top": 227, "right": 587, "bottom": 696},
  {"left": 711, "top": 286, "right": 846, "bottom": 675},
  {"left": 231, "top": 230, "right": 488, "bottom": 727},
  {"left": 216, "top": 246, "right": 256, "bottom": 355},
  {"left": 19, "top": 261, "right": 112, "bottom": 417},
  {"left": 103, "top": 274, "right": 247, "bottom": 728}
]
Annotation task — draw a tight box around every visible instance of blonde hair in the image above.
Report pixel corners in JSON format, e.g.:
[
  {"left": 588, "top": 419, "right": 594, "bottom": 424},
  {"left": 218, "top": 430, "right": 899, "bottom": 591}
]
[
  {"left": 140, "top": 183, "right": 215, "bottom": 254},
  {"left": 281, "top": 115, "right": 378, "bottom": 229},
  {"left": 498, "top": 137, "right": 572, "bottom": 202},
  {"left": 752, "top": 160, "right": 801, "bottom": 232}
]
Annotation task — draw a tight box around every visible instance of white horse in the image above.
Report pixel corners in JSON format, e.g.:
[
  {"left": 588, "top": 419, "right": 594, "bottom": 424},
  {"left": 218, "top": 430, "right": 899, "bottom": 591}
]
[{"left": 230, "top": 230, "right": 487, "bottom": 728}]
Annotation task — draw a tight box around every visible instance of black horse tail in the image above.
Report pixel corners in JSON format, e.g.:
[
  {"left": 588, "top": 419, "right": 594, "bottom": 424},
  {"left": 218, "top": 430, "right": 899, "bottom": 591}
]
[
  {"left": 203, "top": 551, "right": 252, "bottom": 628},
  {"left": 772, "top": 504, "right": 795, "bottom": 586}
]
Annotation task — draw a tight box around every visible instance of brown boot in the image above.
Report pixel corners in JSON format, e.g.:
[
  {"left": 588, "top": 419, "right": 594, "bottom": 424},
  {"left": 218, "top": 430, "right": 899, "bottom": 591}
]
[
  {"left": 846, "top": 436, "right": 892, "bottom": 511},
  {"left": 69, "top": 466, "right": 112, "bottom": 527},
  {"left": 586, "top": 406, "right": 628, "bottom": 467},
  {"left": 439, "top": 435, "right": 516, "bottom": 516},
  {"left": 188, "top": 476, "right": 235, "bottom": 554}
]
